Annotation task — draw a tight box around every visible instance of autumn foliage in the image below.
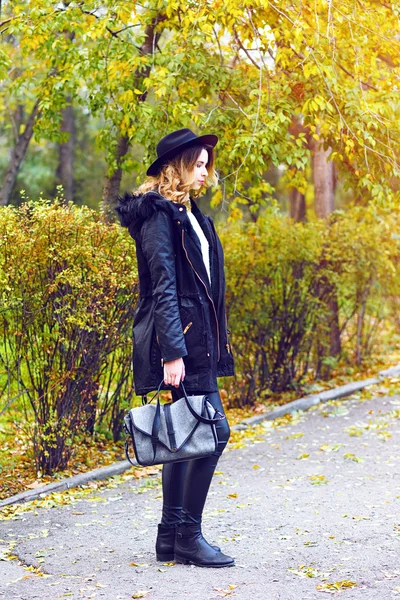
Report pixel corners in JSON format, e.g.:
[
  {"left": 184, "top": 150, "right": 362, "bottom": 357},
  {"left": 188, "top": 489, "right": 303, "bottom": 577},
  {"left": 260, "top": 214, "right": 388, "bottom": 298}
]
[
  {"left": 221, "top": 206, "right": 400, "bottom": 403},
  {"left": 0, "top": 199, "right": 137, "bottom": 473},
  {"left": 1, "top": 1, "right": 399, "bottom": 208},
  {"left": 1, "top": 201, "right": 399, "bottom": 473}
]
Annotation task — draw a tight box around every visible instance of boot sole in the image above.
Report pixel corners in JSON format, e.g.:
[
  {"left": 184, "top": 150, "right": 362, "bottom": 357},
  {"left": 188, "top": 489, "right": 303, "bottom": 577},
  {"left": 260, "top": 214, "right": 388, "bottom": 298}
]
[
  {"left": 175, "top": 554, "right": 235, "bottom": 568},
  {"left": 156, "top": 552, "right": 175, "bottom": 562}
]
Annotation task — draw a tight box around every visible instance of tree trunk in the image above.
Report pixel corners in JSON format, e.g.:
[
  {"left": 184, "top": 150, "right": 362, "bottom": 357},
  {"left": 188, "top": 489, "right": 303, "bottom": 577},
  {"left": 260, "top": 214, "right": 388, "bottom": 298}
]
[
  {"left": 0, "top": 99, "right": 41, "bottom": 206},
  {"left": 101, "top": 15, "right": 166, "bottom": 218},
  {"left": 289, "top": 187, "right": 306, "bottom": 221},
  {"left": 311, "top": 136, "right": 341, "bottom": 370},
  {"left": 312, "top": 139, "right": 335, "bottom": 219},
  {"left": 101, "top": 135, "right": 130, "bottom": 221},
  {"left": 55, "top": 99, "right": 75, "bottom": 202}
]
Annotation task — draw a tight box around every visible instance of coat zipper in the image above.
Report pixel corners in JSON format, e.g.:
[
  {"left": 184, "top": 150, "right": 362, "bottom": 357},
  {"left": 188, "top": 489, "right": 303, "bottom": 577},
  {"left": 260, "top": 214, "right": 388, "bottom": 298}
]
[
  {"left": 181, "top": 230, "right": 220, "bottom": 362},
  {"left": 183, "top": 321, "right": 193, "bottom": 334},
  {"left": 224, "top": 312, "right": 231, "bottom": 353}
]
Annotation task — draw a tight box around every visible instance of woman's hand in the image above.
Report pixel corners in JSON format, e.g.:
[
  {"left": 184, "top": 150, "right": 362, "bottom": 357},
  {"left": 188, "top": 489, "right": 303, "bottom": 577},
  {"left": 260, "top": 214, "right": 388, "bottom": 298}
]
[{"left": 164, "top": 357, "right": 185, "bottom": 387}]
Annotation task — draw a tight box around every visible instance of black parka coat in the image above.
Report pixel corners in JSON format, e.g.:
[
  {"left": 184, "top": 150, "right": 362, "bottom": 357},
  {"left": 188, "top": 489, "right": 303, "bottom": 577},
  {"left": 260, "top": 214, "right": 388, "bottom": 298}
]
[{"left": 116, "top": 191, "right": 235, "bottom": 396}]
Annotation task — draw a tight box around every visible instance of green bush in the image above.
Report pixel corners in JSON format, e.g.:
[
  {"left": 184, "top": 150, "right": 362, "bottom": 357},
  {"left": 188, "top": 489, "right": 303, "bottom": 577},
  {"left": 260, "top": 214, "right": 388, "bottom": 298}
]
[
  {"left": 1, "top": 200, "right": 399, "bottom": 474},
  {"left": 220, "top": 206, "right": 400, "bottom": 403},
  {"left": 0, "top": 199, "right": 138, "bottom": 474}
]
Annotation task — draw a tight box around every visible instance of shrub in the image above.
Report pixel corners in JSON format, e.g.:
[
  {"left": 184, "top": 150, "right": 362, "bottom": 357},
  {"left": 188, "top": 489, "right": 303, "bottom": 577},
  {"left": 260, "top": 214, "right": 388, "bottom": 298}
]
[
  {"left": 1, "top": 200, "right": 399, "bottom": 474},
  {"left": 0, "top": 199, "right": 138, "bottom": 473},
  {"left": 220, "top": 206, "right": 400, "bottom": 404}
]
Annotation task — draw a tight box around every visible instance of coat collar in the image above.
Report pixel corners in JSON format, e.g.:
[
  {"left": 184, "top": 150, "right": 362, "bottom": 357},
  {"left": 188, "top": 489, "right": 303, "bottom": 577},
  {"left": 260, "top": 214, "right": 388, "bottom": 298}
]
[{"left": 116, "top": 192, "right": 223, "bottom": 298}]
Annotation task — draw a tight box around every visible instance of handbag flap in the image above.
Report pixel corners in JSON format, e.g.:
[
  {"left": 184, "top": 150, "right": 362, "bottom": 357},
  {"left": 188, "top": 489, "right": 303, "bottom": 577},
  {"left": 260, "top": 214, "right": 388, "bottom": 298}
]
[{"left": 126, "top": 395, "right": 215, "bottom": 452}]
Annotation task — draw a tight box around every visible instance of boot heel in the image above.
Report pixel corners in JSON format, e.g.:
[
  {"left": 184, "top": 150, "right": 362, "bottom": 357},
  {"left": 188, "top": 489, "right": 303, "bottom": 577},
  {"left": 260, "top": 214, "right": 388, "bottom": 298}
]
[
  {"left": 174, "top": 523, "right": 235, "bottom": 568},
  {"left": 174, "top": 554, "right": 190, "bottom": 564},
  {"left": 156, "top": 552, "right": 175, "bottom": 562}
]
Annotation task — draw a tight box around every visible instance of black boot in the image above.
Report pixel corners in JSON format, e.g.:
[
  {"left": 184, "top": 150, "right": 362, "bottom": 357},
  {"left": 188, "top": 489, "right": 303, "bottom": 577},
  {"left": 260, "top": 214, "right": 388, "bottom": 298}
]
[
  {"left": 155, "top": 524, "right": 221, "bottom": 562},
  {"left": 156, "top": 524, "right": 176, "bottom": 561},
  {"left": 174, "top": 523, "right": 235, "bottom": 568}
]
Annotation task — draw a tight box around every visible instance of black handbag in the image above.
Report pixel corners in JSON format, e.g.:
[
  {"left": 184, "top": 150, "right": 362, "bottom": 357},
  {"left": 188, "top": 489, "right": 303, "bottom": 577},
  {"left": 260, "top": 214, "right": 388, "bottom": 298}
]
[{"left": 124, "top": 379, "right": 226, "bottom": 467}]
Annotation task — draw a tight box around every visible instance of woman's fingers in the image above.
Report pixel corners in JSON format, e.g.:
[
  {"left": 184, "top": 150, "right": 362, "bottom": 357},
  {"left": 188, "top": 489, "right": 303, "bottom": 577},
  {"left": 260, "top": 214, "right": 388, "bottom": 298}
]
[{"left": 163, "top": 357, "right": 185, "bottom": 387}]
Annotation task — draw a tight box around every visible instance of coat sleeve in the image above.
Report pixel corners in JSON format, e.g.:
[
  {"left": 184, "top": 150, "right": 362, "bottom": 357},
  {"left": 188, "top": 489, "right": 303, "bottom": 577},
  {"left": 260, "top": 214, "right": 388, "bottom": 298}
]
[{"left": 139, "top": 210, "right": 188, "bottom": 362}]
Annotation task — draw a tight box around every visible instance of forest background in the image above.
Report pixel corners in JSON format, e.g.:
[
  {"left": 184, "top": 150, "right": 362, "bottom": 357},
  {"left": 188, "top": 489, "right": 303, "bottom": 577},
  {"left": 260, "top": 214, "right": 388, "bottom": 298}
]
[{"left": 0, "top": 0, "right": 400, "bottom": 497}]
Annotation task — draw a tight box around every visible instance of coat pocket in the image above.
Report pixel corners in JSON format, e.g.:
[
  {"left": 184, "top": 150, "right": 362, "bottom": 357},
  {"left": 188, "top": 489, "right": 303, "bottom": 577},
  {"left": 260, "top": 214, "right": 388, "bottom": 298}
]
[{"left": 179, "top": 296, "right": 210, "bottom": 369}]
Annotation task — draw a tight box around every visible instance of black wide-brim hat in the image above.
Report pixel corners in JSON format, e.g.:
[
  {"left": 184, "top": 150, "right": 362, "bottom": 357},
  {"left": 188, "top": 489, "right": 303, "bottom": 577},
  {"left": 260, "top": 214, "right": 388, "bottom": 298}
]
[{"left": 146, "top": 127, "right": 218, "bottom": 176}]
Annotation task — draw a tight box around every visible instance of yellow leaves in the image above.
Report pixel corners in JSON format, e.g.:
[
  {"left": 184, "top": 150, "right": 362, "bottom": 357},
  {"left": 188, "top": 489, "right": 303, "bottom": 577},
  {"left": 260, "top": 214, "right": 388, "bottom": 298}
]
[
  {"left": 316, "top": 580, "right": 357, "bottom": 593},
  {"left": 289, "top": 564, "right": 331, "bottom": 579},
  {"left": 344, "top": 409, "right": 399, "bottom": 442},
  {"left": 165, "top": 1, "right": 180, "bottom": 19},
  {"left": 377, "top": 430, "right": 392, "bottom": 441},
  {"left": 84, "top": 20, "right": 108, "bottom": 41},
  {"left": 133, "top": 466, "right": 160, "bottom": 479},
  {"left": 296, "top": 453, "right": 309, "bottom": 460},
  {"left": 320, "top": 444, "right": 342, "bottom": 452},
  {"left": 302, "top": 95, "right": 326, "bottom": 114},
  {"left": 213, "top": 584, "right": 238, "bottom": 597},
  {"left": 343, "top": 453, "right": 364, "bottom": 463},
  {"left": 308, "top": 475, "right": 328, "bottom": 485},
  {"left": 107, "top": 60, "right": 131, "bottom": 81},
  {"left": 227, "top": 493, "right": 238, "bottom": 498},
  {"left": 228, "top": 423, "right": 266, "bottom": 449},
  {"left": 119, "top": 90, "right": 135, "bottom": 105},
  {"left": 344, "top": 425, "right": 363, "bottom": 437},
  {"left": 114, "top": 5, "right": 135, "bottom": 24},
  {"left": 2, "top": 553, "right": 18, "bottom": 561},
  {"left": 303, "top": 62, "right": 320, "bottom": 80},
  {"left": 20, "top": 33, "right": 47, "bottom": 52},
  {"left": 286, "top": 432, "right": 304, "bottom": 440},
  {"left": 154, "top": 86, "right": 168, "bottom": 99},
  {"left": 273, "top": 411, "right": 305, "bottom": 428},
  {"left": 22, "top": 565, "right": 51, "bottom": 578},
  {"left": 132, "top": 591, "right": 151, "bottom": 599}
]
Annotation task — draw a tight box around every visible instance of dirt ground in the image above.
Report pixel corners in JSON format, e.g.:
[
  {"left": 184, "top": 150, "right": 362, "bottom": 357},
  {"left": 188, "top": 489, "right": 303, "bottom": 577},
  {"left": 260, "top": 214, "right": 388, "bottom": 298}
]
[{"left": 1, "top": 389, "right": 399, "bottom": 600}]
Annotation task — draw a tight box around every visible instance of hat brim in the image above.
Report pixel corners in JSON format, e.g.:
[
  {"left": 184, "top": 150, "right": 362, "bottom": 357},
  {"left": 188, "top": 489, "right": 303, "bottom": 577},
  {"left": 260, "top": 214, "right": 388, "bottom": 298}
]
[{"left": 146, "top": 134, "right": 218, "bottom": 176}]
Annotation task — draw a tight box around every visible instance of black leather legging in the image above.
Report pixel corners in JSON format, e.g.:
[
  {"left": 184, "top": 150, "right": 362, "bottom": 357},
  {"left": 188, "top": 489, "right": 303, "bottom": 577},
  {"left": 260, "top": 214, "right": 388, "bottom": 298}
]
[{"left": 160, "top": 388, "right": 230, "bottom": 526}]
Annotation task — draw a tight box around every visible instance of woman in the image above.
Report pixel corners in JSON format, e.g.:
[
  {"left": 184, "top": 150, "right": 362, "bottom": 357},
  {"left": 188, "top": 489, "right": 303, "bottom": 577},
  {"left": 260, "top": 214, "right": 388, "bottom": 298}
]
[{"left": 116, "top": 128, "right": 235, "bottom": 568}]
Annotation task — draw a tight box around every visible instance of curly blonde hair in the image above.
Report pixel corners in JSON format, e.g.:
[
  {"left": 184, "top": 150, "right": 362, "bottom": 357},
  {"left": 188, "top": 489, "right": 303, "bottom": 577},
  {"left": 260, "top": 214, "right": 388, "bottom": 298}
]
[{"left": 135, "top": 144, "right": 218, "bottom": 209}]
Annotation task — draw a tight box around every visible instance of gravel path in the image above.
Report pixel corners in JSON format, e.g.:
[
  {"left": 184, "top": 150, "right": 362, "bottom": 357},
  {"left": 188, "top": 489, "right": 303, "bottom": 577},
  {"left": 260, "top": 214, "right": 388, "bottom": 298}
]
[{"left": 1, "top": 390, "right": 399, "bottom": 600}]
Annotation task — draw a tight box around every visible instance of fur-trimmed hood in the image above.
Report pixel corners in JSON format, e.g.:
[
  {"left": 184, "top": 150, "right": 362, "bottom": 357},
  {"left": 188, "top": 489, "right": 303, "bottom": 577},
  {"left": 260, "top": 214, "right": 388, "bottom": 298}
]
[{"left": 115, "top": 191, "right": 178, "bottom": 234}]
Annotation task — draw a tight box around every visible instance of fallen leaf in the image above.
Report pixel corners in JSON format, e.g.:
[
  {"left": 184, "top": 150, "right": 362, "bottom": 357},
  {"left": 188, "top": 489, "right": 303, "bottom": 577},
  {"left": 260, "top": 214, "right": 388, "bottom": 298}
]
[
  {"left": 343, "top": 453, "right": 364, "bottom": 463},
  {"left": 316, "top": 580, "right": 357, "bottom": 593},
  {"left": 319, "top": 444, "right": 342, "bottom": 452},
  {"left": 308, "top": 475, "right": 328, "bottom": 485},
  {"left": 132, "top": 591, "right": 151, "bottom": 599}
]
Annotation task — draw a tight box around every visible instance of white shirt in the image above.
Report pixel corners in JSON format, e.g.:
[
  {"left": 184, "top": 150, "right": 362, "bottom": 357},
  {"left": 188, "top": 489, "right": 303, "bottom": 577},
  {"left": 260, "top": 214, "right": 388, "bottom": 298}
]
[{"left": 187, "top": 210, "right": 211, "bottom": 284}]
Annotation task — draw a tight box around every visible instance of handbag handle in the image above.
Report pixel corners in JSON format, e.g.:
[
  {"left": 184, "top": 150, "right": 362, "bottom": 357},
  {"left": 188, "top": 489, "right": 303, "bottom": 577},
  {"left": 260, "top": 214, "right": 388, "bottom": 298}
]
[{"left": 155, "top": 379, "right": 226, "bottom": 425}]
